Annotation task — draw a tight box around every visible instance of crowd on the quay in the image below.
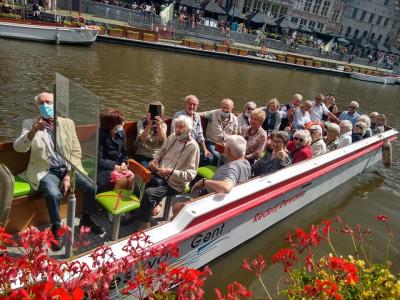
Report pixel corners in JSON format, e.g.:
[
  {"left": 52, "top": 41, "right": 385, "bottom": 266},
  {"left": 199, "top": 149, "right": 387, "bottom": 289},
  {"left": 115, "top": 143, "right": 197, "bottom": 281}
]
[{"left": 14, "top": 92, "right": 388, "bottom": 249}]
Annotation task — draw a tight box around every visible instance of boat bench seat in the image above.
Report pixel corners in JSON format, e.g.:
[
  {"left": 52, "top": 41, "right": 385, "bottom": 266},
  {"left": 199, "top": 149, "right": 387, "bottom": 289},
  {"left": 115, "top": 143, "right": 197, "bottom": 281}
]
[{"left": 197, "top": 165, "right": 218, "bottom": 180}]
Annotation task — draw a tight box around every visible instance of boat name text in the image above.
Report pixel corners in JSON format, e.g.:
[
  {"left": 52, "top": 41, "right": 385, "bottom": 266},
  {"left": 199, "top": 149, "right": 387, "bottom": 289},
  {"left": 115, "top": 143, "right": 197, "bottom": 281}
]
[{"left": 191, "top": 223, "right": 225, "bottom": 248}]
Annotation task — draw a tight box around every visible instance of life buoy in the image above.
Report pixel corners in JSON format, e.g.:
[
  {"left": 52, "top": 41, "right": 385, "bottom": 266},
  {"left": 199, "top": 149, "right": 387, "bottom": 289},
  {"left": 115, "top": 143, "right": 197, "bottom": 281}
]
[{"left": 382, "top": 140, "right": 392, "bottom": 168}]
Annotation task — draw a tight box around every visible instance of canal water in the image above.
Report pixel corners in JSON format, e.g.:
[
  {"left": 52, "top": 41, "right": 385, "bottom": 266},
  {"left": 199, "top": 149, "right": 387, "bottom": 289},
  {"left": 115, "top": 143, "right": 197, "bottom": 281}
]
[{"left": 1, "top": 40, "right": 399, "bottom": 298}]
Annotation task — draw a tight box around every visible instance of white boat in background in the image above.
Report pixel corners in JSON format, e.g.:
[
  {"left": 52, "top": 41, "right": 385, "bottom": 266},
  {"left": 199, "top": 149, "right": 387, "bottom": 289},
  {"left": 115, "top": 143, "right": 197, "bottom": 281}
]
[
  {"left": 0, "top": 19, "right": 98, "bottom": 45},
  {"left": 350, "top": 72, "right": 397, "bottom": 85}
]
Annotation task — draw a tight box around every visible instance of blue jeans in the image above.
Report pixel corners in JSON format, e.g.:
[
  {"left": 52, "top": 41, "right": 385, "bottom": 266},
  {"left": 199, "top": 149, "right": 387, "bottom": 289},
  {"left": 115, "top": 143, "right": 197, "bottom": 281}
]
[
  {"left": 134, "top": 154, "right": 152, "bottom": 168},
  {"left": 39, "top": 170, "right": 96, "bottom": 227},
  {"left": 205, "top": 141, "right": 221, "bottom": 166}
]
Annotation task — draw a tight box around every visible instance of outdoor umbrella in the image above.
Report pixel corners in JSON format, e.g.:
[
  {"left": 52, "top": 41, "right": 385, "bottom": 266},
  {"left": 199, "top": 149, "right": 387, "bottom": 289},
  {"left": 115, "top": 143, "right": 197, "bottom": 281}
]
[
  {"left": 227, "top": 6, "right": 245, "bottom": 19},
  {"left": 250, "top": 11, "right": 276, "bottom": 25},
  {"left": 276, "top": 16, "right": 298, "bottom": 30},
  {"left": 179, "top": 0, "right": 201, "bottom": 9},
  {"left": 202, "top": 0, "right": 226, "bottom": 15}
]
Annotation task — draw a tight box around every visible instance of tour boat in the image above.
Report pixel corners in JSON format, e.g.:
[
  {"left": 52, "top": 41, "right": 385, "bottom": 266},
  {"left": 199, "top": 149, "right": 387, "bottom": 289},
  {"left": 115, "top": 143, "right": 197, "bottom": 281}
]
[
  {"left": 0, "top": 116, "right": 396, "bottom": 294},
  {"left": 350, "top": 72, "right": 398, "bottom": 85},
  {"left": 0, "top": 18, "right": 98, "bottom": 45}
]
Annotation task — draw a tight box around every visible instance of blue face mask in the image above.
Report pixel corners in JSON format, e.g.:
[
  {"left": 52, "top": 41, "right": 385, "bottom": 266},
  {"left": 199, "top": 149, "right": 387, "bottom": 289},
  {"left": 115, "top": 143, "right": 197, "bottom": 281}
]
[
  {"left": 39, "top": 103, "right": 54, "bottom": 119},
  {"left": 114, "top": 125, "right": 124, "bottom": 134}
]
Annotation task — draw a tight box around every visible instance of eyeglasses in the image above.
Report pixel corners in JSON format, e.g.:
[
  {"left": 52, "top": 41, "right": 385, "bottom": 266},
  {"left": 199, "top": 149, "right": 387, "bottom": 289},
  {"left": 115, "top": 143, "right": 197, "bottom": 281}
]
[
  {"left": 349, "top": 106, "right": 356, "bottom": 109},
  {"left": 294, "top": 137, "right": 304, "bottom": 142},
  {"left": 246, "top": 107, "right": 255, "bottom": 111},
  {"left": 309, "top": 130, "right": 317, "bottom": 133},
  {"left": 355, "top": 125, "right": 363, "bottom": 129}
]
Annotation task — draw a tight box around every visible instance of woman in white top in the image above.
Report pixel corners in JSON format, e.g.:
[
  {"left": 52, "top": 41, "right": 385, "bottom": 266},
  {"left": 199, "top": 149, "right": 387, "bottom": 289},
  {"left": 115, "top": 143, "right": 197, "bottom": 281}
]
[
  {"left": 293, "top": 100, "right": 312, "bottom": 129},
  {"left": 237, "top": 101, "right": 256, "bottom": 134}
]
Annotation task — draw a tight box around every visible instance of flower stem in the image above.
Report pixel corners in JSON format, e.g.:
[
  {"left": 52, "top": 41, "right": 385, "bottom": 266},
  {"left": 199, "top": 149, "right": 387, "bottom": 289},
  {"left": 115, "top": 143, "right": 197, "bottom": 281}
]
[
  {"left": 258, "top": 276, "right": 273, "bottom": 300},
  {"left": 385, "top": 237, "right": 392, "bottom": 264}
]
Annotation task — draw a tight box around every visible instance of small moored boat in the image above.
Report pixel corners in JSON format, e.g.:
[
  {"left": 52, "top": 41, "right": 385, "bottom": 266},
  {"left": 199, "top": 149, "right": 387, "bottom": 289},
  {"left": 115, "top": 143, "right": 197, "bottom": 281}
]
[
  {"left": 350, "top": 72, "right": 398, "bottom": 85},
  {"left": 0, "top": 18, "right": 98, "bottom": 45}
]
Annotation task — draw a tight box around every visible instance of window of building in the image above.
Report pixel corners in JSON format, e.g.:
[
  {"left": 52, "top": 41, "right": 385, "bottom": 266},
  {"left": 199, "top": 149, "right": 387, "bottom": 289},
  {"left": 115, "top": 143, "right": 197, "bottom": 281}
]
[
  {"left": 312, "top": 0, "right": 322, "bottom": 14},
  {"left": 317, "top": 22, "right": 324, "bottom": 31},
  {"left": 376, "top": 15, "right": 382, "bottom": 25},
  {"left": 254, "top": 0, "right": 261, "bottom": 11},
  {"left": 361, "top": 30, "right": 368, "bottom": 39},
  {"left": 331, "top": 9, "right": 340, "bottom": 22},
  {"left": 352, "top": 8, "right": 358, "bottom": 19},
  {"left": 377, "top": 34, "right": 382, "bottom": 42},
  {"left": 243, "top": 0, "right": 252, "bottom": 11},
  {"left": 360, "top": 10, "right": 366, "bottom": 22},
  {"left": 308, "top": 20, "right": 316, "bottom": 29},
  {"left": 304, "top": 0, "right": 312, "bottom": 12},
  {"left": 384, "top": 0, "right": 389, "bottom": 6},
  {"left": 291, "top": 16, "right": 299, "bottom": 24},
  {"left": 370, "top": 33, "right": 375, "bottom": 41},
  {"left": 300, "top": 18, "right": 307, "bottom": 26},
  {"left": 321, "top": 1, "right": 330, "bottom": 16},
  {"left": 279, "top": 6, "right": 288, "bottom": 17},
  {"left": 368, "top": 13, "right": 374, "bottom": 23},
  {"left": 271, "top": 4, "right": 279, "bottom": 18},
  {"left": 392, "top": 21, "right": 397, "bottom": 29},
  {"left": 352, "top": 29, "right": 359, "bottom": 39},
  {"left": 383, "top": 17, "right": 389, "bottom": 27},
  {"left": 384, "top": 36, "right": 390, "bottom": 45},
  {"left": 345, "top": 26, "right": 351, "bottom": 37}
]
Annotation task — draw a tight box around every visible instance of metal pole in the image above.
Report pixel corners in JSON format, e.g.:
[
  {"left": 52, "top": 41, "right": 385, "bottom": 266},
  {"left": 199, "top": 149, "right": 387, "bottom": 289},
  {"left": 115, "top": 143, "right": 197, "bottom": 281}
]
[{"left": 64, "top": 169, "right": 76, "bottom": 258}]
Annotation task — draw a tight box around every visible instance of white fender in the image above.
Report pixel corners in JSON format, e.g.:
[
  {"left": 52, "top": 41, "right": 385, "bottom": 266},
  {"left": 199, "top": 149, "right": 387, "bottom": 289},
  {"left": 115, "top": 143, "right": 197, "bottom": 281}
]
[{"left": 382, "top": 140, "right": 392, "bottom": 168}]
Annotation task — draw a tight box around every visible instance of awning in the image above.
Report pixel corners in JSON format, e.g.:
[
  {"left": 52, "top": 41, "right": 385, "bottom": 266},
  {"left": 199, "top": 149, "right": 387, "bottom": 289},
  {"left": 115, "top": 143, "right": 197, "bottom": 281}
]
[
  {"left": 250, "top": 11, "right": 276, "bottom": 25},
  {"left": 202, "top": 0, "right": 226, "bottom": 14},
  {"left": 180, "top": 0, "right": 201, "bottom": 9},
  {"left": 276, "top": 16, "right": 298, "bottom": 29},
  {"left": 337, "top": 37, "right": 350, "bottom": 44},
  {"left": 227, "top": 6, "right": 245, "bottom": 18}
]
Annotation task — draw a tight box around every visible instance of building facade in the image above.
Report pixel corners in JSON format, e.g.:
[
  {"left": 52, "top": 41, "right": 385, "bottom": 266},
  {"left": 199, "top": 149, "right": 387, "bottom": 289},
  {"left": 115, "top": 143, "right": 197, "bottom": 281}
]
[
  {"left": 340, "top": 0, "right": 400, "bottom": 50},
  {"left": 222, "top": 0, "right": 292, "bottom": 19}
]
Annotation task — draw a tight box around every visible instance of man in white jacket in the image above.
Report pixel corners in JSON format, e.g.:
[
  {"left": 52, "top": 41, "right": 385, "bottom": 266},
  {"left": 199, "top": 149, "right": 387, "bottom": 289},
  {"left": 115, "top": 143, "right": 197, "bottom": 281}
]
[{"left": 14, "top": 92, "right": 104, "bottom": 251}]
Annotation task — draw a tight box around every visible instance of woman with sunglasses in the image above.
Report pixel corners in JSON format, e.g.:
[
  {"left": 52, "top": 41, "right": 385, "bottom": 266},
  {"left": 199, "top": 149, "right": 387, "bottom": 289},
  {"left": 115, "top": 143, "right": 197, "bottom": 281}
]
[
  {"left": 287, "top": 130, "right": 312, "bottom": 164},
  {"left": 352, "top": 121, "right": 368, "bottom": 143},
  {"left": 238, "top": 101, "right": 256, "bottom": 134}
]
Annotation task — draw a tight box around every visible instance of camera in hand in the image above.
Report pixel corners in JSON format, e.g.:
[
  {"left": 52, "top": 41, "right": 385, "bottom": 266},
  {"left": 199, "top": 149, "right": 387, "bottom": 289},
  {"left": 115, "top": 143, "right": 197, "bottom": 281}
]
[{"left": 148, "top": 104, "right": 162, "bottom": 120}]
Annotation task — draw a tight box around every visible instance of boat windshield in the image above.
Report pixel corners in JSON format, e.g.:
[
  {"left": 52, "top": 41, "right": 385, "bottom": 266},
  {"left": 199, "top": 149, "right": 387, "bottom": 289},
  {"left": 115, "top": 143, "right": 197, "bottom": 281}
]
[{"left": 54, "top": 73, "right": 100, "bottom": 187}]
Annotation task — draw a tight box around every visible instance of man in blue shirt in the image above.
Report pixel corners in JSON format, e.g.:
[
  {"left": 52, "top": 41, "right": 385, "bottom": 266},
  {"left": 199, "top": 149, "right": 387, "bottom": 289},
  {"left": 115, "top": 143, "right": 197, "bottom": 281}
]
[{"left": 339, "top": 101, "right": 360, "bottom": 126}]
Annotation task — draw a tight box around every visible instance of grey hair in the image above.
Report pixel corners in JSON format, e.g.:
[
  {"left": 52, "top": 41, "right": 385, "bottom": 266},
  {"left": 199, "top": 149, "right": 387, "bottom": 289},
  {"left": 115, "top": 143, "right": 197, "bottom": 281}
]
[
  {"left": 350, "top": 100, "right": 360, "bottom": 108},
  {"left": 357, "top": 115, "right": 371, "bottom": 128},
  {"left": 244, "top": 101, "right": 256, "bottom": 110},
  {"left": 327, "top": 122, "right": 340, "bottom": 135},
  {"left": 293, "top": 94, "right": 303, "bottom": 101},
  {"left": 340, "top": 120, "right": 353, "bottom": 132},
  {"left": 293, "top": 129, "right": 311, "bottom": 145},
  {"left": 174, "top": 115, "right": 193, "bottom": 132},
  {"left": 355, "top": 121, "right": 368, "bottom": 135},
  {"left": 184, "top": 95, "right": 199, "bottom": 104},
  {"left": 34, "top": 92, "right": 53, "bottom": 105},
  {"left": 221, "top": 98, "right": 234, "bottom": 108},
  {"left": 225, "top": 135, "right": 247, "bottom": 157}
]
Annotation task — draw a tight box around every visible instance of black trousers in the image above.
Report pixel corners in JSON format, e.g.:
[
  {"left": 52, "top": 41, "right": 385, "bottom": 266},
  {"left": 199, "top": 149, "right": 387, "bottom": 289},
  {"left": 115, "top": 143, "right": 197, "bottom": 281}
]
[{"left": 136, "top": 174, "right": 178, "bottom": 222}]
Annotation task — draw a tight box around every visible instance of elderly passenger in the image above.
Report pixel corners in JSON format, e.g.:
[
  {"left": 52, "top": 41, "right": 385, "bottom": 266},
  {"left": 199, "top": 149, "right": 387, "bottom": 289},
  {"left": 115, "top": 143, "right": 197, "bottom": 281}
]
[
  {"left": 135, "top": 102, "right": 167, "bottom": 168},
  {"left": 373, "top": 114, "right": 386, "bottom": 135},
  {"left": 287, "top": 130, "right": 312, "bottom": 163},
  {"left": 262, "top": 98, "right": 282, "bottom": 133},
  {"left": 241, "top": 109, "right": 268, "bottom": 164},
  {"left": 293, "top": 100, "right": 312, "bottom": 129},
  {"left": 279, "top": 93, "right": 303, "bottom": 130},
  {"left": 325, "top": 122, "right": 340, "bottom": 151},
  {"left": 352, "top": 121, "right": 368, "bottom": 142},
  {"left": 200, "top": 99, "right": 238, "bottom": 165},
  {"left": 172, "top": 95, "right": 212, "bottom": 166},
  {"left": 339, "top": 101, "right": 361, "bottom": 126},
  {"left": 357, "top": 115, "right": 372, "bottom": 138},
  {"left": 237, "top": 101, "right": 256, "bottom": 134},
  {"left": 192, "top": 135, "right": 251, "bottom": 194},
  {"left": 369, "top": 112, "right": 379, "bottom": 132},
  {"left": 311, "top": 94, "right": 340, "bottom": 123},
  {"left": 14, "top": 92, "right": 104, "bottom": 251},
  {"left": 97, "top": 108, "right": 134, "bottom": 193},
  {"left": 134, "top": 115, "right": 200, "bottom": 230},
  {"left": 309, "top": 124, "right": 326, "bottom": 157},
  {"left": 324, "top": 94, "right": 339, "bottom": 118},
  {"left": 338, "top": 120, "right": 353, "bottom": 148},
  {"left": 251, "top": 131, "right": 291, "bottom": 177}
]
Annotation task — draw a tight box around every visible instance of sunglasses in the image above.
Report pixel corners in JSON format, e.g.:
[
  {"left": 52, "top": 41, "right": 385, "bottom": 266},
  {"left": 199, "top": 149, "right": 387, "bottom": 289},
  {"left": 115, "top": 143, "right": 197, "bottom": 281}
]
[
  {"left": 246, "top": 107, "right": 255, "bottom": 111},
  {"left": 294, "top": 137, "right": 304, "bottom": 142},
  {"left": 349, "top": 106, "right": 356, "bottom": 109}
]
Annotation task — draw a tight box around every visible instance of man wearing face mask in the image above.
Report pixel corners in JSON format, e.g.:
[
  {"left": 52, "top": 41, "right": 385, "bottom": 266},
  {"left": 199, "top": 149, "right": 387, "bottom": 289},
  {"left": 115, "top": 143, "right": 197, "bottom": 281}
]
[
  {"left": 13, "top": 92, "right": 104, "bottom": 251},
  {"left": 132, "top": 115, "right": 200, "bottom": 231},
  {"left": 199, "top": 98, "right": 238, "bottom": 166}
]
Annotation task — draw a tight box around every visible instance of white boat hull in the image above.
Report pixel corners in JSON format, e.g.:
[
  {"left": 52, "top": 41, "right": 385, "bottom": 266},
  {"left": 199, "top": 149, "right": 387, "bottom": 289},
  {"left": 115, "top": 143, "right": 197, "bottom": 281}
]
[
  {"left": 67, "top": 129, "right": 397, "bottom": 295},
  {"left": 0, "top": 21, "right": 98, "bottom": 45},
  {"left": 350, "top": 72, "right": 397, "bottom": 85}
]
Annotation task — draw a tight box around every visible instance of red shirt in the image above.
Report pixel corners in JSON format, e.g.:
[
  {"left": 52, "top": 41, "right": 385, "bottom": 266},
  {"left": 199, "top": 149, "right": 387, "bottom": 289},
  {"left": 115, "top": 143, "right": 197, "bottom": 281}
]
[{"left": 287, "top": 141, "right": 312, "bottom": 164}]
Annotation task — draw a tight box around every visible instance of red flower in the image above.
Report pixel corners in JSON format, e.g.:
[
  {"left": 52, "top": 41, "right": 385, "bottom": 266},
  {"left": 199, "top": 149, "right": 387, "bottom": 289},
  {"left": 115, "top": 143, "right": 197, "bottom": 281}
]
[
  {"left": 321, "top": 220, "right": 332, "bottom": 235},
  {"left": 272, "top": 248, "right": 298, "bottom": 272},
  {"left": 242, "top": 255, "right": 266, "bottom": 277},
  {"left": 376, "top": 214, "right": 388, "bottom": 222},
  {"left": 215, "top": 281, "right": 253, "bottom": 299}
]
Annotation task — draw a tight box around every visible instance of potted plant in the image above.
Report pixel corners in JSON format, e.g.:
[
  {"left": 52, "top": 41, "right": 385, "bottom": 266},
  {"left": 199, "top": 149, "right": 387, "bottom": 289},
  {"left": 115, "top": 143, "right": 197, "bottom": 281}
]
[
  {"left": 143, "top": 33, "right": 156, "bottom": 42},
  {"left": 277, "top": 54, "right": 285, "bottom": 62},
  {"left": 305, "top": 59, "right": 313, "bottom": 66},
  {"left": 189, "top": 40, "right": 201, "bottom": 49},
  {"left": 98, "top": 26, "right": 106, "bottom": 35},
  {"left": 296, "top": 58, "right": 304, "bottom": 65},
  {"left": 228, "top": 47, "right": 239, "bottom": 55},
  {"left": 238, "top": 48, "right": 248, "bottom": 56},
  {"left": 314, "top": 61, "right": 322, "bottom": 68},
  {"left": 126, "top": 30, "right": 140, "bottom": 40},
  {"left": 109, "top": 28, "right": 123, "bottom": 38},
  {"left": 182, "top": 39, "right": 190, "bottom": 47},
  {"left": 216, "top": 44, "right": 226, "bottom": 52},
  {"left": 286, "top": 56, "right": 295, "bottom": 64},
  {"left": 202, "top": 42, "right": 215, "bottom": 51}
]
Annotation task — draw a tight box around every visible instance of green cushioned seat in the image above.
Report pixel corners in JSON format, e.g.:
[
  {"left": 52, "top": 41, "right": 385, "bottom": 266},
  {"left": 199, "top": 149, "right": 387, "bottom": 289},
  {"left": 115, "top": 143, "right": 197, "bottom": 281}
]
[
  {"left": 96, "top": 189, "right": 140, "bottom": 215},
  {"left": 197, "top": 165, "right": 218, "bottom": 180},
  {"left": 183, "top": 184, "right": 190, "bottom": 194},
  {"left": 13, "top": 176, "right": 32, "bottom": 198}
]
